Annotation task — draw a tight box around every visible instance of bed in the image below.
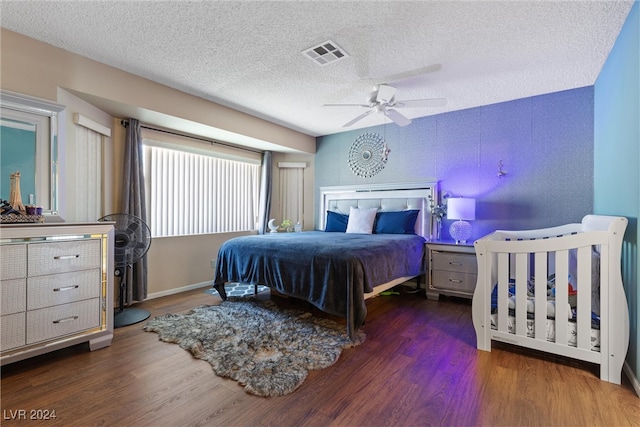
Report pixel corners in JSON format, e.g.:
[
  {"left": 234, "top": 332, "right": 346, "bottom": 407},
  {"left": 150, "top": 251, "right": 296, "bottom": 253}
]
[
  {"left": 472, "top": 215, "right": 629, "bottom": 384},
  {"left": 213, "top": 182, "right": 438, "bottom": 339}
]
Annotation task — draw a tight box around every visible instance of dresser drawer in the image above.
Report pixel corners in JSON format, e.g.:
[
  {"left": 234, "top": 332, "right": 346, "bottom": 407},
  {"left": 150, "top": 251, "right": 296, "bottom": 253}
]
[
  {"left": 432, "top": 270, "right": 477, "bottom": 294},
  {"left": 1, "top": 244, "right": 27, "bottom": 280},
  {"left": 1, "top": 278, "right": 27, "bottom": 315},
  {"left": 27, "top": 269, "right": 101, "bottom": 310},
  {"left": 28, "top": 240, "right": 101, "bottom": 276},
  {"left": 1, "top": 313, "right": 26, "bottom": 351},
  {"left": 26, "top": 299, "right": 100, "bottom": 344},
  {"left": 431, "top": 251, "right": 476, "bottom": 274}
]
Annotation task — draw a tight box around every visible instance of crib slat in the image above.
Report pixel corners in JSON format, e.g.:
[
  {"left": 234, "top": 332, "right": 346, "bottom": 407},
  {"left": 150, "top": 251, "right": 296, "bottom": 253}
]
[
  {"left": 576, "top": 246, "right": 592, "bottom": 351},
  {"left": 534, "top": 251, "right": 548, "bottom": 342},
  {"left": 497, "top": 252, "right": 509, "bottom": 333},
  {"left": 555, "top": 250, "right": 569, "bottom": 346},
  {"left": 515, "top": 253, "right": 528, "bottom": 337},
  {"left": 472, "top": 242, "right": 492, "bottom": 352},
  {"left": 599, "top": 243, "right": 610, "bottom": 381}
]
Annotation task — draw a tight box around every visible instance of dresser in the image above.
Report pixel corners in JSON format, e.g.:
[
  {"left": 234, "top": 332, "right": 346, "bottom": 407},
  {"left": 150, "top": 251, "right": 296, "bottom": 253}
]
[
  {"left": 426, "top": 241, "right": 477, "bottom": 300},
  {"left": 0, "top": 222, "right": 114, "bottom": 365}
]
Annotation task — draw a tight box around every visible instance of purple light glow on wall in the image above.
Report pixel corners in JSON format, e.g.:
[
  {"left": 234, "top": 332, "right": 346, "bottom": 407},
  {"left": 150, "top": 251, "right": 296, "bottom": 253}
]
[{"left": 316, "top": 86, "right": 595, "bottom": 241}]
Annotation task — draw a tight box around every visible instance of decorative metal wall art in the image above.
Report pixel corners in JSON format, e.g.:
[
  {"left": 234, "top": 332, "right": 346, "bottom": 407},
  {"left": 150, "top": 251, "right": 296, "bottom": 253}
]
[{"left": 348, "top": 132, "right": 390, "bottom": 178}]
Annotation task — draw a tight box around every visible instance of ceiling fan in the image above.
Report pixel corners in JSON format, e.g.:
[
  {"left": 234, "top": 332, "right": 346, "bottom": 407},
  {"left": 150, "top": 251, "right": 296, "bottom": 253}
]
[{"left": 324, "top": 84, "right": 447, "bottom": 127}]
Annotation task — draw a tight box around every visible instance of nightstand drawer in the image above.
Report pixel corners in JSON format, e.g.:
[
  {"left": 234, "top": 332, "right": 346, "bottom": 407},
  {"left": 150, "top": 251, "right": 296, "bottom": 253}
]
[
  {"left": 431, "top": 270, "right": 476, "bottom": 294},
  {"left": 426, "top": 241, "right": 477, "bottom": 300},
  {"left": 431, "top": 251, "right": 476, "bottom": 274}
]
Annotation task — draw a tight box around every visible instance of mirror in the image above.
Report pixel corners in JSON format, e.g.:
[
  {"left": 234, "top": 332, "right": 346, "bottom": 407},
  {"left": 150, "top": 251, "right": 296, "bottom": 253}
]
[{"left": 0, "top": 90, "right": 65, "bottom": 221}]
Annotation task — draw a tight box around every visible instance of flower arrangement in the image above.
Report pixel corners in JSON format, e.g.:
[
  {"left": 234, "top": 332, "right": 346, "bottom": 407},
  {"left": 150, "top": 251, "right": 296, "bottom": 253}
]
[
  {"left": 428, "top": 194, "right": 448, "bottom": 221},
  {"left": 281, "top": 219, "right": 293, "bottom": 232},
  {"left": 428, "top": 194, "right": 449, "bottom": 240}
]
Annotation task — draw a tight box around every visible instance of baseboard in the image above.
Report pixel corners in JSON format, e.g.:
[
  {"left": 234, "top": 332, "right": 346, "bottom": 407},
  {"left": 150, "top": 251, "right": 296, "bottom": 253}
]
[
  {"left": 146, "top": 281, "right": 212, "bottom": 300},
  {"left": 623, "top": 361, "right": 640, "bottom": 398}
]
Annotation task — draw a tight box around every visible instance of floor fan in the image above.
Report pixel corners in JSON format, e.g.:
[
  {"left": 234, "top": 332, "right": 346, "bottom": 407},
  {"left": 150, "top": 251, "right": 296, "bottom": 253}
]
[{"left": 99, "top": 213, "right": 152, "bottom": 328}]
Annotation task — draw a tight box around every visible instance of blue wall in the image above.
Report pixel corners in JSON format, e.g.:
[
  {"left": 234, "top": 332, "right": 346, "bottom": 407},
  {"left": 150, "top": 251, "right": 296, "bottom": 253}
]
[
  {"left": 316, "top": 87, "right": 594, "bottom": 240},
  {"left": 594, "top": 0, "right": 639, "bottom": 388},
  {"left": 1, "top": 123, "right": 37, "bottom": 203}
]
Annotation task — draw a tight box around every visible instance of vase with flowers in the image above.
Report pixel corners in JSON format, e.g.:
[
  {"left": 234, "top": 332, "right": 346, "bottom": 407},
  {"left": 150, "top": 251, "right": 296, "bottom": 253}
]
[
  {"left": 281, "top": 219, "right": 293, "bottom": 232},
  {"left": 428, "top": 194, "right": 448, "bottom": 240}
]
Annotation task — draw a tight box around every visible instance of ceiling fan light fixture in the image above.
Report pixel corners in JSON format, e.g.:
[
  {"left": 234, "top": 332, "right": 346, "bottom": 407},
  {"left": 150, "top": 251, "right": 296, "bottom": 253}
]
[
  {"left": 302, "top": 40, "right": 349, "bottom": 66},
  {"left": 325, "top": 83, "right": 447, "bottom": 128}
]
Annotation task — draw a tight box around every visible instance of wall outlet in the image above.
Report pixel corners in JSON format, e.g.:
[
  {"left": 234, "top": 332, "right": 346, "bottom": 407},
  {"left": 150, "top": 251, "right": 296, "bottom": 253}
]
[{"left": 210, "top": 259, "right": 216, "bottom": 269}]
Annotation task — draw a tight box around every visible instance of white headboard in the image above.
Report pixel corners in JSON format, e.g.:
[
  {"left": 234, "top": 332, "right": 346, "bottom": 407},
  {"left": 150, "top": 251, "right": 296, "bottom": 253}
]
[{"left": 318, "top": 182, "right": 439, "bottom": 239}]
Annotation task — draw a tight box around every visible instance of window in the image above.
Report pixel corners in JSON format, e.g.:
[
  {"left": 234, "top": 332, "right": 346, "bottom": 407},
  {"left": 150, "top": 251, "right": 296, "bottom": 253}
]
[
  {"left": 142, "top": 130, "right": 261, "bottom": 237},
  {"left": 73, "top": 124, "right": 106, "bottom": 221},
  {"left": 278, "top": 162, "right": 306, "bottom": 227}
]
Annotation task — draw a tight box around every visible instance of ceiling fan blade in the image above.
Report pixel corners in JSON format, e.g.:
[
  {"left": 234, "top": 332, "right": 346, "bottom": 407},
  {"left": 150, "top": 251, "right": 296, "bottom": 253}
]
[
  {"left": 343, "top": 109, "right": 375, "bottom": 127},
  {"left": 384, "top": 108, "right": 412, "bottom": 127},
  {"left": 378, "top": 64, "right": 443, "bottom": 84},
  {"left": 376, "top": 84, "right": 397, "bottom": 104},
  {"left": 393, "top": 98, "right": 447, "bottom": 108},
  {"left": 324, "top": 103, "right": 371, "bottom": 108}
]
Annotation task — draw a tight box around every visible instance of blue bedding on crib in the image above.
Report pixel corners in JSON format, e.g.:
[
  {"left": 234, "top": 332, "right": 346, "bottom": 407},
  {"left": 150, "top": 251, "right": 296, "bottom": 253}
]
[{"left": 214, "top": 231, "right": 426, "bottom": 337}]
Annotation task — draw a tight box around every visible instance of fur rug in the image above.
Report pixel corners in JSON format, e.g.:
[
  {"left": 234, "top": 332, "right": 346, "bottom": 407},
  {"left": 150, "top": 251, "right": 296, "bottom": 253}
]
[{"left": 143, "top": 297, "right": 364, "bottom": 397}]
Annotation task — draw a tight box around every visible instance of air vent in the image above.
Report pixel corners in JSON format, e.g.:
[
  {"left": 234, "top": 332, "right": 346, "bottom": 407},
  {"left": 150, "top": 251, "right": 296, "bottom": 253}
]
[{"left": 302, "top": 40, "right": 349, "bottom": 66}]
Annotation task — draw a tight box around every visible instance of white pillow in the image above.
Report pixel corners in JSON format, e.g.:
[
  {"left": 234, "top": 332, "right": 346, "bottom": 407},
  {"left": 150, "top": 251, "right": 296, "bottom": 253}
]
[{"left": 346, "top": 207, "right": 378, "bottom": 234}]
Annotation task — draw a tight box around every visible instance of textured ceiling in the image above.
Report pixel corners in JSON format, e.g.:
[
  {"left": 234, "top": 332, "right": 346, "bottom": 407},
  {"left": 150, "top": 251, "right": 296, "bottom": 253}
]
[{"left": 0, "top": 1, "right": 634, "bottom": 138}]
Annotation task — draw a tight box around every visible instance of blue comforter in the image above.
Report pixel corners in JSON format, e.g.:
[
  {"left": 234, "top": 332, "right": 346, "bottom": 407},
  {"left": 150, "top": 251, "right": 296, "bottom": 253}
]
[{"left": 213, "top": 231, "right": 425, "bottom": 338}]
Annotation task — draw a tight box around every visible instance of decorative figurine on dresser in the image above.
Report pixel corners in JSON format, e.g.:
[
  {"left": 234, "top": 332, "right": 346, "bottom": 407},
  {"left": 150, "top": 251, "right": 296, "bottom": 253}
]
[{"left": 0, "top": 222, "right": 114, "bottom": 365}]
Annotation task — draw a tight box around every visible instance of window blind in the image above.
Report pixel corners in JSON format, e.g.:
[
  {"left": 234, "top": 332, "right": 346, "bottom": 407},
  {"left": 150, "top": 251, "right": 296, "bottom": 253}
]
[
  {"left": 278, "top": 163, "right": 305, "bottom": 227},
  {"left": 74, "top": 126, "right": 104, "bottom": 220},
  {"left": 143, "top": 145, "right": 260, "bottom": 237}
]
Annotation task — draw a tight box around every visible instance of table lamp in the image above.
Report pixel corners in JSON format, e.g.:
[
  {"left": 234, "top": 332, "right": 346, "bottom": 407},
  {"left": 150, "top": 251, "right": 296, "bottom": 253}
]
[{"left": 447, "top": 198, "right": 476, "bottom": 243}]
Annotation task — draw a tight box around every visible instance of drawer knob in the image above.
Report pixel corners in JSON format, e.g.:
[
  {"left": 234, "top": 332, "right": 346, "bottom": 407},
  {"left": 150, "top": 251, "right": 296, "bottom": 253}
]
[
  {"left": 53, "top": 255, "right": 80, "bottom": 260},
  {"left": 449, "top": 261, "right": 463, "bottom": 266},
  {"left": 449, "top": 279, "right": 463, "bottom": 283},
  {"left": 53, "top": 285, "right": 80, "bottom": 292},
  {"left": 53, "top": 315, "right": 79, "bottom": 324}
]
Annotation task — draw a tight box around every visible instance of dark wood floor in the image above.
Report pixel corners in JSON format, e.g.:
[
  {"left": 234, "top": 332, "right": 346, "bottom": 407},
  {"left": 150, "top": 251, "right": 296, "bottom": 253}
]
[{"left": 2, "top": 286, "right": 639, "bottom": 426}]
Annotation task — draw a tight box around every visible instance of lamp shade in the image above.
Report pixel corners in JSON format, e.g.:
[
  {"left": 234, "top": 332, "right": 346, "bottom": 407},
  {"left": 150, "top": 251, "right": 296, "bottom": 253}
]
[{"left": 447, "top": 198, "right": 476, "bottom": 220}]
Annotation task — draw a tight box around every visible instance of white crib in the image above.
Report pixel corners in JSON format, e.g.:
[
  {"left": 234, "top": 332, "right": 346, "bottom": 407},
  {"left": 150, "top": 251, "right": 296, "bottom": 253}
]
[{"left": 472, "top": 215, "right": 629, "bottom": 384}]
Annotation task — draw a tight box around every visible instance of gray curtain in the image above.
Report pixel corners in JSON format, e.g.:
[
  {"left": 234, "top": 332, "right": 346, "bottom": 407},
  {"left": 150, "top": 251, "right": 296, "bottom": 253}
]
[
  {"left": 121, "top": 119, "right": 148, "bottom": 304},
  {"left": 257, "top": 151, "right": 272, "bottom": 234}
]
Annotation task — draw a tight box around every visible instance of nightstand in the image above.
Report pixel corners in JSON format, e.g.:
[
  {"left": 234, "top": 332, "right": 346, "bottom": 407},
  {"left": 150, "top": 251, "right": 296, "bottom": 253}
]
[{"left": 425, "top": 241, "right": 477, "bottom": 300}]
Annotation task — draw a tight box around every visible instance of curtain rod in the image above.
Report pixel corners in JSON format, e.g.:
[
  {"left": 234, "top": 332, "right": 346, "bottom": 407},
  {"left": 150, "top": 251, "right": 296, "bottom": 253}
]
[{"left": 120, "top": 119, "right": 263, "bottom": 154}]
